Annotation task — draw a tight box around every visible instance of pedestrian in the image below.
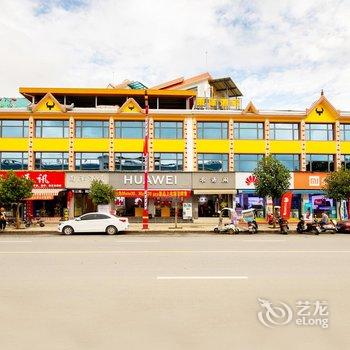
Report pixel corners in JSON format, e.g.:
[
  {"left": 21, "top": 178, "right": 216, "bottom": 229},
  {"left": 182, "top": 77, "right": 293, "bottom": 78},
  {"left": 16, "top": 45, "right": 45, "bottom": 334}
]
[{"left": 0, "top": 207, "right": 7, "bottom": 231}]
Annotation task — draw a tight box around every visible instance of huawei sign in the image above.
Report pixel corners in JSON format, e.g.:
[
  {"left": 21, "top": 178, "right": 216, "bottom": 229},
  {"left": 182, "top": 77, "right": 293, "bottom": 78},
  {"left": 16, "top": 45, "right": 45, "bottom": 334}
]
[{"left": 245, "top": 174, "right": 257, "bottom": 186}]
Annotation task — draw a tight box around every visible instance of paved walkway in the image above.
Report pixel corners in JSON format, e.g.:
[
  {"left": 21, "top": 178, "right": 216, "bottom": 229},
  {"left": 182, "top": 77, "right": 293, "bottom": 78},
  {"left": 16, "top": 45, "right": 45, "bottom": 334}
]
[{"left": 1, "top": 221, "right": 297, "bottom": 234}]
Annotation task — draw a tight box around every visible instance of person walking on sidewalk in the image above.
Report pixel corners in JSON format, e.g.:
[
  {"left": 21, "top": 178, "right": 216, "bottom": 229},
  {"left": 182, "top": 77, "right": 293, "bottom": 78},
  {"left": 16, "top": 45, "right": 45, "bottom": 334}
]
[{"left": 0, "top": 207, "right": 7, "bottom": 231}]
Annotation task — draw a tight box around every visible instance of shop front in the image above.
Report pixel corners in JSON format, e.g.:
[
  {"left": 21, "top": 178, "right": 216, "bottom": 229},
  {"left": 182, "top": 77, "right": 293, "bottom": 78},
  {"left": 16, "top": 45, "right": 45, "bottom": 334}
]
[
  {"left": 0, "top": 171, "right": 66, "bottom": 221},
  {"left": 65, "top": 172, "right": 110, "bottom": 217},
  {"left": 293, "top": 172, "right": 336, "bottom": 219},
  {"left": 111, "top": 173, "right": 192, "bottom": 219},
  {"left": 235, "top": 172, "right": 295, "bottom": 219},
  {"left": 192, "top": 173, "right": 235, "bottom": 218}
]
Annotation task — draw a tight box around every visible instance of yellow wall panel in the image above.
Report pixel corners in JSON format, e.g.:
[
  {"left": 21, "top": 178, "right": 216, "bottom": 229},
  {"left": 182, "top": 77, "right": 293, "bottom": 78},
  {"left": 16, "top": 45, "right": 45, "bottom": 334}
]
[
  {"left": 269, "top": 141, "right": 302, "bottom": 154},
  {"left": 32, "top": 138, "right": 69, "bottom": 151},
  {"left": 305, "top": 141, "right": 336, "bottom": 153},
  {"left": 153, "top": 139, "right": 185, "bottom": 152},
  {"left": 114, "top": 139, "right": 144, "bottom": 152},
  {"left": 196, "top": 140, "right": 229, "bottom": 153},
  {"left": 74, "top": 139, "right": 109, "bottom": 152},
  {"left": 0, "top": 138, "right": 28, "bottom": 151},
  {"left": 234, "top": 140, "right": 266, "bottom": 153},
  {"left": 340, "top": 142, "right": 350, "bottom": 154}
]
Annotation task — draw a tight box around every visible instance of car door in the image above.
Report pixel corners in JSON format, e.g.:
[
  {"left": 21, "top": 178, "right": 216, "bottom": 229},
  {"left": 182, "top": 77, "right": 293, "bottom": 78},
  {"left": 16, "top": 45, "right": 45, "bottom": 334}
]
[
  {"left": 76, "top": 213, "right": 98, "bottom": 232},
  {"left": 92, "top": 213, "right": 113, "bottom": 232}
]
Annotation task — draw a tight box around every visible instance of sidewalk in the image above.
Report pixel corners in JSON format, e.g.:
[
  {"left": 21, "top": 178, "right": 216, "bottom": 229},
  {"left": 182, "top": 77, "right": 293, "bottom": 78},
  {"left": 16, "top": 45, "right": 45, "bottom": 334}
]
[{"left": 1, "top": 221, "right": 297, "bottom": 235}]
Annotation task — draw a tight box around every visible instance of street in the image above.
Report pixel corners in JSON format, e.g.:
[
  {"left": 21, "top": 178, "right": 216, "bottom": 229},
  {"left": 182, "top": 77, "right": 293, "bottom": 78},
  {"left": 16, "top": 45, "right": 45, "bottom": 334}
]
[{"left": 0, "top": 233, "right": 349, "bottom": 350}]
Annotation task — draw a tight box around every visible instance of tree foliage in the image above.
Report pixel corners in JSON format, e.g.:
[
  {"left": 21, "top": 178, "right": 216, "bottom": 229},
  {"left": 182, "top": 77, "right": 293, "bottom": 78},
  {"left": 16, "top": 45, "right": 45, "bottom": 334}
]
[
  {"left": 88, "top": 180, "right": 115, "bottom": 205},
  {"left": 0, "top": 171, "right": 33, "bottom": 228},
  {"left": 323, "top": 168, "right": 350, "bottom": 202},
  {"left": 253, "top": 155, "right": 291, "bottom": 201}
]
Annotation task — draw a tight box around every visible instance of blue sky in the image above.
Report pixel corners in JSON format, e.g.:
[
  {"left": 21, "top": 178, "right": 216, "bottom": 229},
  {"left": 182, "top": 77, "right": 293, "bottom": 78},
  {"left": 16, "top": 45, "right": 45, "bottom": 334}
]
[{"left": 1, "top": 0, "right": 349, "bottom": 110}]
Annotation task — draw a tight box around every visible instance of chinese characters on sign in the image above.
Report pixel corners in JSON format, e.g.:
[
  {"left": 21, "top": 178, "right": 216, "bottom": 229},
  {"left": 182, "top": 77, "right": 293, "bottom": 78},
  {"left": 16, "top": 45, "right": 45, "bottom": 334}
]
[
  {"left": 0, "top": 171, "right": 65, "bottom": 189},
  {"left": 115, "top": 190, "right": 191, "bottom": 198}
]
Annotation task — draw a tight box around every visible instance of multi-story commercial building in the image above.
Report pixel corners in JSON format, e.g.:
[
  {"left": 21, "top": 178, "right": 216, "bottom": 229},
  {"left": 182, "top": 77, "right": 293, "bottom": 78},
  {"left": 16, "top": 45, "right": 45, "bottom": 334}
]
[{"left": 0, "top": 73, "right": 348, "bottom": 220}]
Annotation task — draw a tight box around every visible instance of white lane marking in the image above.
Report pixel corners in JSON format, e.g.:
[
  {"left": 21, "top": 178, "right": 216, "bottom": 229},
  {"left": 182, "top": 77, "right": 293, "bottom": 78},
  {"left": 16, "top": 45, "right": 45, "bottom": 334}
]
[
  {"left": 0, "top": 241, "right": 32, "bottom": 243},
  {"left": 240, "top": 240, "right": 286, "bottom": 242},
  {"left": 157, "top": 276, "right": 248, "bottom": 280},
  {"left": 0, "top": 250, "right": 350, "bottom": 254},
  {"left": 114, "top": 240, "right": 161, "bottom": 243}
]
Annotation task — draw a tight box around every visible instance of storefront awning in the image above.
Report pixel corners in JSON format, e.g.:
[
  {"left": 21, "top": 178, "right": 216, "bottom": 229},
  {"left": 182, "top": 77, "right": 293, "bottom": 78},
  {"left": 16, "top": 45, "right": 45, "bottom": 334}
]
[
  {"left": 27, "top": 189, "right": 64, "bottom": 200},
  {"left": 193, "top": 189, "right": 236, "bottom": 195}
]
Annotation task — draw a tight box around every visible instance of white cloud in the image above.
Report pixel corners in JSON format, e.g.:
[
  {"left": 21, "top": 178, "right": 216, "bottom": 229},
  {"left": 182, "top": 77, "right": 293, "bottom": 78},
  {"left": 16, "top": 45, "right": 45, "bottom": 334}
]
[{"left": 0, "top": 0, "right": 350, "bottom": 110}]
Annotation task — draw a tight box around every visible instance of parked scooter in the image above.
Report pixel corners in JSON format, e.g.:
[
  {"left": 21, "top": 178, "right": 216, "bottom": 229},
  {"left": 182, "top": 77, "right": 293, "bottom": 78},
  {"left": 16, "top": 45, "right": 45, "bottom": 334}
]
[
  {"left": 278, "top": 217, "right": 289, "bottom": 234},
  {"left": 25, "top": 216, "right": 45, "bottom": 228},
  {"left": 319, "top": 219, "right": 337, "bottom": 233},
  {"left": 297, "top": 217, "right": 320, "bottom": 235},
  {"left": 247, "top": 220, "right": 258, "bottom": 234}
]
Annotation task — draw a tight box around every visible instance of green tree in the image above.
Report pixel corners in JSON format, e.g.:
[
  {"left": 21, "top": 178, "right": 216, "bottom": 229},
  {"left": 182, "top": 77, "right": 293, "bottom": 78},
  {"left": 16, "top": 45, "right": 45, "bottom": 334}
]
[
  {"left": 253, "top": 155, "right": 291, "bottom": 227},
  {"left": 88, "top": 180, "right": 115, "bottom": 206},
  {"left": 323, "top": 168, "right": 350, "bottom": 219},
  {"left": 0, "top": 171, "right": 33, "bottom": 228}
]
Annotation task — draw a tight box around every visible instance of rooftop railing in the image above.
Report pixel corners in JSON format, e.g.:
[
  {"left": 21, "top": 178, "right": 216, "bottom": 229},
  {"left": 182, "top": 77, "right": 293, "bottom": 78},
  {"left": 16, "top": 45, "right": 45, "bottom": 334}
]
[{"left": 194, "top": 97, "right": 242, "bottom": 110}]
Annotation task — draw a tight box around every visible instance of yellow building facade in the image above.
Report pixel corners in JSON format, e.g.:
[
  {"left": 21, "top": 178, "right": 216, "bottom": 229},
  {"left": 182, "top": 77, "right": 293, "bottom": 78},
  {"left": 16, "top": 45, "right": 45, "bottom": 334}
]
[{"left": 0, "top": 79, "right": 349, "bottom": 220}]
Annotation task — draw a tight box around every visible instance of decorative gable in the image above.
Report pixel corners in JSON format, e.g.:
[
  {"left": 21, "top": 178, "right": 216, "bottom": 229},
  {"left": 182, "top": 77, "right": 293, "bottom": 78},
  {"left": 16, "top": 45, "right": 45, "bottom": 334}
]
[
  {"left": 242, "top": 101, "right": 259, "bottom": 114},
  {"left": 31, "top": 93, "right": 65, "bottom": 113},
  {"left": 118, "top": 98, "right": 143, "bottom": 114},
  {"left": 305, "top": 92, "right": 339, "bottom": 122}
]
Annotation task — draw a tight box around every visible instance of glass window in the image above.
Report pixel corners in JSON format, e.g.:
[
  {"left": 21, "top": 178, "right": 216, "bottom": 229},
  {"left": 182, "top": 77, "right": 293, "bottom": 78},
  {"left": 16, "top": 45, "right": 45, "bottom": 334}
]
[
  {"left": 0, "top": 152, "right": 28, "bottom": 170},
  {"left": 341, "top": 155, "right": 350, "bottom": 169},
  {"left": 306, "top": 154, "right": 334, "bottom": 172},
  {"left": 75, "top": 152, "right": 109, "bottom": 171},
  {"left": 270, "top": 123, "right": 299, "bottom": 140},
  {"left": 35, "top": 152, "right": 68, "bottom": 170},
  {"left": 115, "top": 153, "right": 144, "bottom": 171},
  {"left": 35, "top": 120, "right": 69, "bottom": 138},
  {"left": 75, "top": 120, "right": 109, "bottom": 138},
  {"left": 94, "top": 214, "right": 110, "bottom": 219},
  {"left": 0, "top": 120, "right": 28, "bottom": 138},
  {"left": 340, "top": 124, "right": 350, "bottom": 141},
  {"left": 154, "top": 153, "right": 183, "bottom": 171},
  {"left": 80, "top": 214, "right": 97, "bottom": 221},
  {"left": 198, "top": 153, "right": 228, "bottom": 172},
  {"left": 115, "top": 121, "right": 145, "bottom": 139},
  {"left": 197, "top": 122, "right": 228, "bottom": 139},
  {"left": 154, "top": 121, "right": 183, "bottom": 139},
  {"left": 234, "top": 122, "right": 264, "bottom": 139},
  {"left": 234, "top": 154, "right": 263, "bottom": 172},
  {"left": 273, "top": 154, "right": 300, "bottom": 171},
  {"left": 305, "top": 124, "right": 333, "bottom": 141}
]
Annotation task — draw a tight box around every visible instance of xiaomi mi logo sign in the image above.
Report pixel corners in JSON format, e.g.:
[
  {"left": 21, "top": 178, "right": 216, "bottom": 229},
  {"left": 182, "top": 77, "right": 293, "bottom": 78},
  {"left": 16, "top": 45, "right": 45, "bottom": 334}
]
[{"left": 309, "top": 176, "right": 320, "bottom": 187}]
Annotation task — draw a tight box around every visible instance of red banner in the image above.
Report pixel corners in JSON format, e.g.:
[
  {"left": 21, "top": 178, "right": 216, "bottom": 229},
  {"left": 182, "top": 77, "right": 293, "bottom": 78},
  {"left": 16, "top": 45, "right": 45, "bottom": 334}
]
[
  {"left": 280, "top": 191, "right": 293, "bottom": 219},
  {"left": 0, "top": 171, "right": 65, "bottom": 189},
  {"left": 115, "top": 189, "right": 191, "bottom": 198}
]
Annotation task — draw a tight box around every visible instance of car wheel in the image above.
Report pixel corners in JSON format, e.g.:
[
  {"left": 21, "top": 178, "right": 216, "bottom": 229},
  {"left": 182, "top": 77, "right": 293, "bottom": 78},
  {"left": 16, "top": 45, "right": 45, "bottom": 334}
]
[
  {"left": 62, "top": 225, "right": 74, "bottom": 235},
  {"left": 106, "top": 225, "right": 118, "bottom": 235}
]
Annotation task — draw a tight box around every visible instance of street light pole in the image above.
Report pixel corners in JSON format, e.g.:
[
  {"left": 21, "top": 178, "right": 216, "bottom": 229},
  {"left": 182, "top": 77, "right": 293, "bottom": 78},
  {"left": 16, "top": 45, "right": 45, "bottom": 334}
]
[{"left": 142, "top": 91, "right": 149, "bottom": 230}]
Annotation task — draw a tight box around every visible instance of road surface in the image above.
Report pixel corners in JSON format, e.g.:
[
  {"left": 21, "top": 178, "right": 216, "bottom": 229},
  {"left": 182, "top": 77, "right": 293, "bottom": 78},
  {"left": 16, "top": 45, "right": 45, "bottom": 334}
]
[{"left": 0, "top": 233, "right": 349, "bottom": 349}]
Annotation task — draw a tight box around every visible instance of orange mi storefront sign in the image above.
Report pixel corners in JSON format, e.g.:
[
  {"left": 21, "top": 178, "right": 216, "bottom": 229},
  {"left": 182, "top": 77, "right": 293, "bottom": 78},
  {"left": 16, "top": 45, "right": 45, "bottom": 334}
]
[{"left": 293, "top": 172, "right": 328, "bottom": 189}]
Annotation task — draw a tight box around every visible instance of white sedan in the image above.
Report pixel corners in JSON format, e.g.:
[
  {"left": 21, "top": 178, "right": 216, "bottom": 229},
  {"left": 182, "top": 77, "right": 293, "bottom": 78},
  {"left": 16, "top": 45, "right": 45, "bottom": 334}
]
[{"left": 58, "top": 212, "right": 129, "bottom": 235}]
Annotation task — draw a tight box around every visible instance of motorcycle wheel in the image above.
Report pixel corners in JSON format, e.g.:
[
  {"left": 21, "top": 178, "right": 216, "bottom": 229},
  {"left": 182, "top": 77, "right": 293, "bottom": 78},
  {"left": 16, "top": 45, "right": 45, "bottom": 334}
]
[
  {"left": 25, "top": 223, "right": 30, "bottom": 228},
  {"left": 39, "top": 222, "right": 45, "bottom": 227}
]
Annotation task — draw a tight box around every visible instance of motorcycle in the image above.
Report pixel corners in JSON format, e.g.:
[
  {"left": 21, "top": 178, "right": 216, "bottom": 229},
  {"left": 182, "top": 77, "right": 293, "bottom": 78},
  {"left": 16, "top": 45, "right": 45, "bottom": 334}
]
[
  {"left": 247, "top": 220, "right": 258, "bottom": 234},
  {"left": 25, "top": 216, "right": 45, "bottom": 228},
  {"left": 278, "top": 217, "right": 289, "bottom": 234},
  {"left": 297, "top": 217, "right": 320, "bottom": 235},
  {"left": 319, "top": 219, "right": 337, "bottom": 233}
]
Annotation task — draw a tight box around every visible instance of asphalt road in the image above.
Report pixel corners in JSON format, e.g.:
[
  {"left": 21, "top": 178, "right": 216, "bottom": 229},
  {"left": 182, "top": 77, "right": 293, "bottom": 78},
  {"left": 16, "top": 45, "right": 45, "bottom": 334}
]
[{"left": 0, "top": 233, "right": 349, "bottom": 350}]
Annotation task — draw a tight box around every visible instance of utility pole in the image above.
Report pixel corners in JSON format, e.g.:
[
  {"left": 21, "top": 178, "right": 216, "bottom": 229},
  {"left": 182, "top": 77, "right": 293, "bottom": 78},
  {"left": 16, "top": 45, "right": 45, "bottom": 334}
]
[{"left": 142, "top": 91, "right": 149, "bottom": 230}]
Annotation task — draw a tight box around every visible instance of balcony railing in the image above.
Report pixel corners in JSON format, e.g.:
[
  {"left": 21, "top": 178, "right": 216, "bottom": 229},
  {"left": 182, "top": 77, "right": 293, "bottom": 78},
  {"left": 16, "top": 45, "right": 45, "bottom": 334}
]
[{"left": 194, "top": 97, "right": 242, "bottom": 110}]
